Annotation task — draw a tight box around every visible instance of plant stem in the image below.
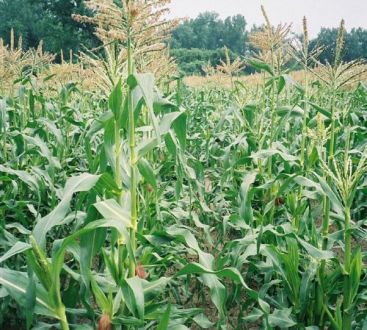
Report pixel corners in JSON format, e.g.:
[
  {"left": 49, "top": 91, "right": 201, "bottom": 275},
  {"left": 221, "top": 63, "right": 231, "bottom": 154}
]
[
  {"left": 127, "top": 28, "right": 137, "bottom": 278},
  {"left": 341, "top": 124, "right": 353, "bottom": 329},
  {"left": 321, "top": 86, "right": 336, "bottom": 251},
  {"left": 115, "top": 116, "right": 125, "bottom": 277},
  {"left": 58, "top": 307, "right": 70, "bottom": 330},
  {"left": 267, "top": 47, "right": 276, "bottom": 178},
  {"left": 115, "top": 121, "right": 122, "bottom": 203},
  {"left": 295, "top": 61, "right": 310, "bottom": 233},
  {"left": 342, "top": 206, "right": 352, "bottom": 330},
  {"left": 300, "top": 71, "right": 309, "bottom": 171},
  {"left": 323, "top": 304, "right": 341, "bottom": 330},
  {"left": 318, "top": 84, "right": 336, "bottom": 323}
]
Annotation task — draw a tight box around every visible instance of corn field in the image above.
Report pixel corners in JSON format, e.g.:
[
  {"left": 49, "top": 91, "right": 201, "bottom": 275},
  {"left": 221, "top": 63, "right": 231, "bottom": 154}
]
[{"left": 0, "top": 1, "right": 366, "bottom": 329}]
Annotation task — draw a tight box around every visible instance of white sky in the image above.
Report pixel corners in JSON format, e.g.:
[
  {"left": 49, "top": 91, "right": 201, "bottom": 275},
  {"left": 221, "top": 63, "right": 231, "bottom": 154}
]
[{"left": 168, "top": 0, "right": 367, "bottom": 38}]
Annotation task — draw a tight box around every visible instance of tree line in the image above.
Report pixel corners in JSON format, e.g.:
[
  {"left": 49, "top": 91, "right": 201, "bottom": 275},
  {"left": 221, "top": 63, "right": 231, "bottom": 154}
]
[
  {"left": 171, "top": 12, "right": 367, "bottom": 74},
  {"left": 1, "top": 0, "right": 367, "bottom": 75}
]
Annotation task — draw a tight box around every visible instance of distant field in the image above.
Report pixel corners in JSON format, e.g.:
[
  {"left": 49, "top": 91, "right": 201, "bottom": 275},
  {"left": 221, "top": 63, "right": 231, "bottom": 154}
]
[{"left": 184, "top": 69, "right": 367, "bottom": 88}]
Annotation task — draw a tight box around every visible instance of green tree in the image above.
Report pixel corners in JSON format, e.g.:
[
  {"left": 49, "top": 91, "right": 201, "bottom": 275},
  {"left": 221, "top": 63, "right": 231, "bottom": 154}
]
[
  {"left": 170, "top": 11, "right": 247, "bottom": 53},
  {"left": 222, "top": 15, "right": 247, "bottom": 53},
  {"left": 344, "top": 28, "right": 367, "bottom": 61},
  {"left": 0, "top": 0, "right": 98, "bottom": 60},
  {"left": 0, "top": 0, "right": 43, "bottom": 49},
  {"left": 170, "top": 12, "right": 248, "bottom": 74},
  {"left": 310, "top": 27, "right": 367, "bottom": 64}
]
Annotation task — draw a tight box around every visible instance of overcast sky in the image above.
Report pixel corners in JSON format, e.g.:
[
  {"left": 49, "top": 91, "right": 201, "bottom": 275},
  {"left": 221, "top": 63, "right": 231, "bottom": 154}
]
[{"left": 168, "top": 0, "right": 367, "bottom": 38}]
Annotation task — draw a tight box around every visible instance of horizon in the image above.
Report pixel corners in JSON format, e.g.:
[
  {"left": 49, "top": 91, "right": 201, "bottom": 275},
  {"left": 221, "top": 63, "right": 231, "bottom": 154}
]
[{"left": 167, "top": 0, "right": 367, "bottom": 38}]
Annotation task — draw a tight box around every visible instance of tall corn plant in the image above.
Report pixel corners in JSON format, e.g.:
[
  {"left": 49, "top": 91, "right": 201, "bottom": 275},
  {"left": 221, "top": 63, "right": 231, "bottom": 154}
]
[
  {"left": 289, "top": 17, "right": 324, "bottom": 231},
  {"left": 307, "top": 20, "right": 367, "bottom": 326},
  {"left": 247, "top": 7, "right": 297, "bottom": 229},
  {"left": 326, "top": 150, "right": 366, "bottom": 329},
  {"left": 0, "top": 1, "right": 185, "bottom": 329},
  {"left": 73, "top": 0, "right": 178, "bottom": 94}
]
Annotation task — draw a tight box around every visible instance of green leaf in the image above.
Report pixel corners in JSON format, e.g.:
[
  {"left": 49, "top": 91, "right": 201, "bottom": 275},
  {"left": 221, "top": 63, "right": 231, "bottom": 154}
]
[
  {"left": 94, "top": 199, "right": 131, "bottom": 227},
  {"left": 251, "top": 147, "right": 297, "bottom": 163},
  {"left": 137, "top": 138, "right": 159, "bottom": 159},
  {"left": 80, "top": 200, "right": 107, "bottom": 309},
  {"left": 159, "top": 111, "right": 183, "bottom": 135},
  {"left": 277, "top": 75, "right": 286, "bottom": 94},
  {"left": 157, "top": 304, "right": 171, "bottom": 330},
  {"left": 121, "top": 277, "right": 145, "bottom": 319},
  {"left": 350, "top": 247, "right": 362, "bottom": 302},
  {"left": 136, "top": 112, "right": 184, "bottom": 160},
  {"left": 263, "top": 246, "right": 292, "bottom": 290},
  {"left": 47, "top": 218, "right": 132, "bottom": 319},
  {"left": 258, "top": 298, "right": 270, "bottom": 314},
  {"left": 276, "top": 105, "right": 304, "bottom": 118},
  {"left": 33, "top": 173, "right": 102, "bottom": 247},
  {"left": 0, "top": 268, "right": 57, "bottom": 318},
  {"left": 23, "top": 135, "right": 61, "bottom": 169},
  {"left": 0, "top": 165, "right": 40, "bottom": 193},
  {"left": 309, "top": 102, "right": 331, "bottom": 119},
  {"left": 138, "top": 158, "right": 157, "bottom": 189},
  {"left": 37, "top": 118, "right": 63, "bottom": 146},
  {"left": 90, "top": 275, "right": 111, "bottom": 314},
  {"left": 239, "top": 171, "right": 257, "bottom": 224},
  {"left": 192, "top": 314, "right": 214, "bottom": 329},
  {"left": 296, "top": 237, "right": 335, "bottom": 260},
  {"left": 142, "top": 277, "right": 170, "bottom": 301},
  {"left": 86, "top": 111, "right": 114, "bottom": 138},
  {"left": 25, "top": 267, "right": 36, "bottom": 330},
  {"left": 294, "top": 176, "right": 321, "bottom": 189},
  {"left": 128, "top": 73, "right": 160, "bottom": 141},
  {"left": 172, "top": 112, "right": 187, "bottom": 150},
  {"left": 0, "top": 99, "right": 8, "bottom": 130},
  {"left": 248, "top": 58, "right": 274, "bottom": 76},
  {"left": 242, "top": 308, "right": 264, "bottom": 323},
  {"left": 300, "top": 261, "right": 317, "bottom": 315},
  {"left": 176, "top": 262, "right": 256, "bottom": 298},
  {"left": 109, "top": 79, "right": 123, "bottom": 119},
  {"left": 314, "top": 173, "right": 344, "bottom": 216},
  {"left": 268, "top": 308, "right": 296, "bottom": 328},
  {"left": 0, "top": 241, "right": 31, "bottom": 264}
]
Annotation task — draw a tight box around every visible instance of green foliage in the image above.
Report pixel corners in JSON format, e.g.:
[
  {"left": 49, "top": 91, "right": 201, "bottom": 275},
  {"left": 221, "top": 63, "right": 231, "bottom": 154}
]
[
  {"left": 0, "top": 5, "right": 367, "bottom": 330},
  {"left": 311, "top": 27, "right": 367, "bottom": 63},
  {"left": 171, "top": 47, "right": 237, "bottom": 75},
  {"left": 170, "top": 12, "right": 248, "bottom": 54},
  {"left": 0, "top": 0, "right": 98, "bottom": 60}
]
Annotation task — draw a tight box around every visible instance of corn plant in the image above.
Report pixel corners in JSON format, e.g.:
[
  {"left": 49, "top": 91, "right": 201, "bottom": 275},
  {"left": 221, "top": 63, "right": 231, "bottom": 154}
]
[{"left": 1, "top": 3, "right": 367, "bottom": 330}]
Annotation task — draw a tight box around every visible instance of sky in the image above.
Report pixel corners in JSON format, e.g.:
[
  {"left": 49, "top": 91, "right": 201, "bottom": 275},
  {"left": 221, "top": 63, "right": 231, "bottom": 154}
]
[{"left": 167, "top": 0, "right": 367, "bottom": 38}]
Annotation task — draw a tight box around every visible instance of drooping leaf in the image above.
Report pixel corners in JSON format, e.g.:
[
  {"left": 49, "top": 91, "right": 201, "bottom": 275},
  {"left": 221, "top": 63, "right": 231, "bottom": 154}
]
[
  {"left": 0, "top": 165, "right": 40, "bottom": 193},
  {"left": 248, "top": 59, "right": 274, "bottom": 76},
  {"left": 176, "top": 262, "right": 257, "bottom": 298},
  {"left": 33, "top": 173, "right": 101, "bottom": 247},
  {"left": 296, "top": 237, "right": 335, "bottom": 260},
  {"left": 268, "top": 308, "right": 296, "bottom": 328},
  {"left": 0, "top": 268, "right": 57, "bottom": 318},
  {"left": 94, "top": 199, "right": 131, "bottom": 227},
  {"left": 138, "top": 158, "right": 157, "bottom": 190},
  {"left": 0, "top": 241, "right": 31, "bottom": 264},
  {"left": 192, "top": 313, "right": 214, "bottom": 329}
]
